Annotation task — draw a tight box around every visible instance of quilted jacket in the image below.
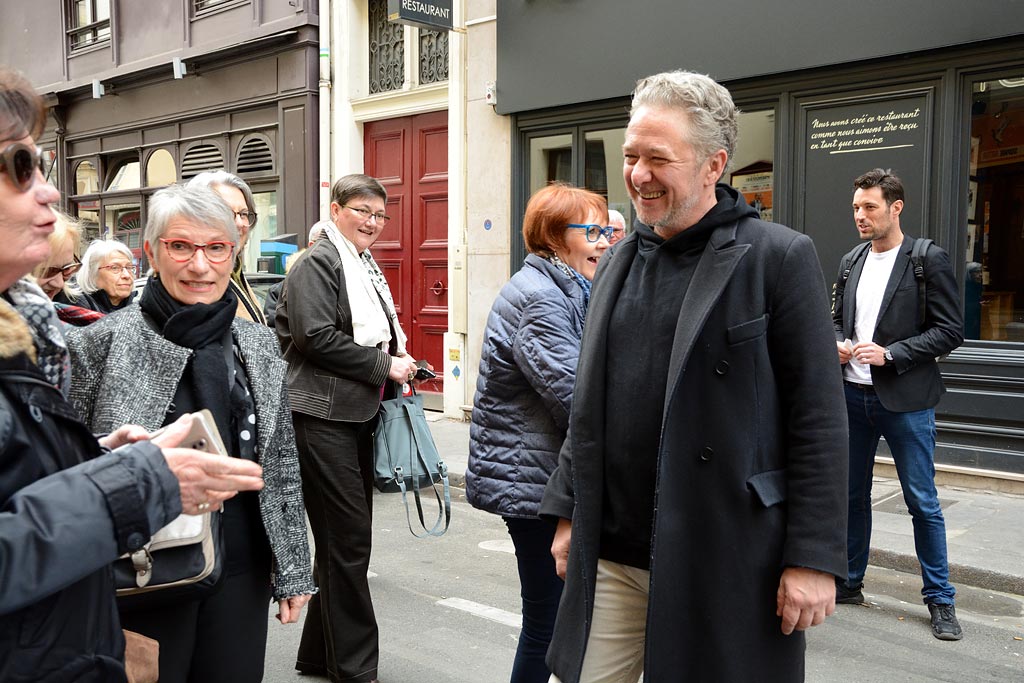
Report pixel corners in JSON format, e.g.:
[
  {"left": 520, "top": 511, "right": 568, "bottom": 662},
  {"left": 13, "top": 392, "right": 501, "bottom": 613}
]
[{"left": 466, "top": 254, "right": 587, "bottom": 519}]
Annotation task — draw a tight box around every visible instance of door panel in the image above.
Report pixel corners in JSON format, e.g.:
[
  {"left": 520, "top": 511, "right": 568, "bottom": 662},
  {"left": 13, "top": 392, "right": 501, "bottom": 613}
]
[{"left": 365, "top": 111, "right": 448, "bottom": 402}]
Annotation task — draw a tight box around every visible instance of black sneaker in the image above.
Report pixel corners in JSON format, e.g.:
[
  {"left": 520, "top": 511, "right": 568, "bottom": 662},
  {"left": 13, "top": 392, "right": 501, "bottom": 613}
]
[
  {"left": 835, "top": 582, "right": 865, "bottom": 605},
  {"left": 928, "top": 603, "right": 963, "bottom": 641}
]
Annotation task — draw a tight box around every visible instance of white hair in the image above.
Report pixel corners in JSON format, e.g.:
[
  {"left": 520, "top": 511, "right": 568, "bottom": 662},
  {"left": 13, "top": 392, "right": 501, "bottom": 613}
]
[
  {"left": 77, "top": 239, "right": 135, "bottom": 294},
  {"left": 608, "top": 209, "right": 627, "bottom": 228}
]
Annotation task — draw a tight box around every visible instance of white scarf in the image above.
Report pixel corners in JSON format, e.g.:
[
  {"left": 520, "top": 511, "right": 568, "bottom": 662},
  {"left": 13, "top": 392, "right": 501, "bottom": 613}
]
[{"left": 322, "top": 221, "right": 407, "bottom": 353}]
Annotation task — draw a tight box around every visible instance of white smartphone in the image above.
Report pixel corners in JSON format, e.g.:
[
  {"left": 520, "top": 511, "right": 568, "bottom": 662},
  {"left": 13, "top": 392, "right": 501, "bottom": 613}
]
[{"left": 149, "top": 409, "right": 228, "bottom": 457}]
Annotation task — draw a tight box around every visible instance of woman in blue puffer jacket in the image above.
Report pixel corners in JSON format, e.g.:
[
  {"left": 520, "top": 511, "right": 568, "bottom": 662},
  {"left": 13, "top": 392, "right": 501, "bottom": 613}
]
[{"left": 467, "top": 182, "right": 611, "bottom": 683}]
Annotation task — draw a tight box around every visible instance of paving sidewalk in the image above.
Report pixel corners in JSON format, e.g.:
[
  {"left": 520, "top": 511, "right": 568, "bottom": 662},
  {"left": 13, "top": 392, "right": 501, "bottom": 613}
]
[{"left": 424, "top": 414, "right": 1024, "bottom": 597}]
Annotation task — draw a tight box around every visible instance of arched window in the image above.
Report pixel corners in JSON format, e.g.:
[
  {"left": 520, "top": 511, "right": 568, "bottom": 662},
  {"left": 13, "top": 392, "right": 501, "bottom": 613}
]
[
  {"left": 105, "top": 158, "right": 141, "bottom": 192},
  {"left": 146, "top": 149, "right": 177, "bottom": 187},
  {"left": 75, "top": 160, "right": 99, "bottom": 195}
]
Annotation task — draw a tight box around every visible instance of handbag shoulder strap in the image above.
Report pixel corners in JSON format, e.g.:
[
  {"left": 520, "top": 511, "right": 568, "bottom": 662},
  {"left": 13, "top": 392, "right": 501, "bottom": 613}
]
[{"left": 393, "top": 400, "right": 450, "bottom": 538}]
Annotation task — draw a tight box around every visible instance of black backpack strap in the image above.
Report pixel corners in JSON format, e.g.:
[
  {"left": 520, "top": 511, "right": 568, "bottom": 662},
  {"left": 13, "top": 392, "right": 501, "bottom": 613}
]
[
  {"left": 841, "top": 241, "right": 872, "bottom": 284},
  {"left": 833, "top": 241, "right": 871, "bottom": 315},
  {"left": 910, "top": 238, "right": 933, "bottom": 328}
]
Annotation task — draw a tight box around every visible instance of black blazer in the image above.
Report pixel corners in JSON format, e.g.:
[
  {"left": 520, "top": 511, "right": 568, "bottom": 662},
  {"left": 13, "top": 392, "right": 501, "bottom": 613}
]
[
  {"left": 832, "top": 234, "right": 963, "bottom": 412},
  {"left": 276, "top": 237, "right": 393, "bottom": 423}
]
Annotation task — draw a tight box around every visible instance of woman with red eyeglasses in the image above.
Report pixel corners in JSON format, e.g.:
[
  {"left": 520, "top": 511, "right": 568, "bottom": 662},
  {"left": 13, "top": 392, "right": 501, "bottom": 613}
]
[{"left": 65, "top": 182, "right": 314, "bottom": 683}]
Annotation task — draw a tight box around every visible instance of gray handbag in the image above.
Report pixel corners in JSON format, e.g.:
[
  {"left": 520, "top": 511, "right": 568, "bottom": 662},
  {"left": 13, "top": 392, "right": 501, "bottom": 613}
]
[{"left": 372, "top": 390, "right": 451, "bottom": 537}]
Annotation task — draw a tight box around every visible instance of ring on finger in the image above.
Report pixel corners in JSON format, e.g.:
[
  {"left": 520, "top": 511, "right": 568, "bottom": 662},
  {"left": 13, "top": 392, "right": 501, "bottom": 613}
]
[{"left": 197, "top": 501, "right": 211, "bottom": 512}]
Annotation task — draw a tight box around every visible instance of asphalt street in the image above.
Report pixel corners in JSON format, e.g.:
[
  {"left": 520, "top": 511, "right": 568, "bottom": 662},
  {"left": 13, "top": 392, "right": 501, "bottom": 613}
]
[{"left": 261, "top": 485, "right": 1024, "bottom": 683}]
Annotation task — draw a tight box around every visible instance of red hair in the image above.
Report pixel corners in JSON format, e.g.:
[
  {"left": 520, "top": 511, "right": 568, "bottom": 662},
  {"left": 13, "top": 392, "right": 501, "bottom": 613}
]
[{"left": 522, "top": 183, "right": 608, "bottom": 257}]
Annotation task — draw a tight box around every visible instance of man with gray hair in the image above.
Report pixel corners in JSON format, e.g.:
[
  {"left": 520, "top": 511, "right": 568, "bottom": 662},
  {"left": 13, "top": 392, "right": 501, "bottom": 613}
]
[{"left": 540, "top": 70, "right": 848, "bottom": 682}]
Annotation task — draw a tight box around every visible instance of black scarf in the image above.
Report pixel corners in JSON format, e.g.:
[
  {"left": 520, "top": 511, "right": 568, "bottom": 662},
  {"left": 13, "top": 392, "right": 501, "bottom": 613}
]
[{"left": 139, "top": 275, "right": 239, "bottom": 444}]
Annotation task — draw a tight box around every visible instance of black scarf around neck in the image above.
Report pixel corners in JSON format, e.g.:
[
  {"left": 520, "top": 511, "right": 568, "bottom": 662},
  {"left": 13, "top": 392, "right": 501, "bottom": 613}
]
[{"left": 139, "top": 275, "right": 239, "bottom": 444}]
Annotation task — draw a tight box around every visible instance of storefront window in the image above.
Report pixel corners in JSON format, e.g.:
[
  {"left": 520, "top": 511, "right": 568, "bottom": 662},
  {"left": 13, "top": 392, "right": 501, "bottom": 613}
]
[
  {"left": 105, "top": 201, "right": 143, "bottom": 268},
  {"left": 245, "top": 190, "right": 279, "bottom": 273},
  {"left": 146, "top": 149, "right": 176, "bottom": 187},
  {"left": 584, "top": 128, "right": 631, "bottom": 227},
  {"left": 75, "top": 201, "right": 102, "bottom": 243},
  {"left": 528, "top": 133, "right": 573, "bottom": 196},
  {"left": 964, "top": 76, "right": 1024, "bottom": 342},
  {"left": 730, "top": 109, "right": 776, "bottom": 222}
]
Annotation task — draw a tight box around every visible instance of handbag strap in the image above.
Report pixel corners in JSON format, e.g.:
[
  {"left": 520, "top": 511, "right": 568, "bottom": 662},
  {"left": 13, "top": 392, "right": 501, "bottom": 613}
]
[{"left": 392, "top": 401, "right": 450, "bottom": 537}]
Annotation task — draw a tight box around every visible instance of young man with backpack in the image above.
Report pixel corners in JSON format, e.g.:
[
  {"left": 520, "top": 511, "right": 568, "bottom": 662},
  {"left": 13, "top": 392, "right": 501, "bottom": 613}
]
[{"left": 832, "top": 168, "right": 965, "bottom": 640}]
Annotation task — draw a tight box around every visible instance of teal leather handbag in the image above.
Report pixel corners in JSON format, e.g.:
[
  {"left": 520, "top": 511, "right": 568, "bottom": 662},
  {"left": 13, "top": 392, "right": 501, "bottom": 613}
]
[{"left": 373, "top": 390, "right": 451, "bottom": 537}]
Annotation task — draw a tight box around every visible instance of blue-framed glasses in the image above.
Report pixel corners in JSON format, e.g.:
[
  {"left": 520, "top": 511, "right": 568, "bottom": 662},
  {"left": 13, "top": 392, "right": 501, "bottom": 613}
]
[{"left": 567, "top": 224, "right": 615, "bottom": 243}]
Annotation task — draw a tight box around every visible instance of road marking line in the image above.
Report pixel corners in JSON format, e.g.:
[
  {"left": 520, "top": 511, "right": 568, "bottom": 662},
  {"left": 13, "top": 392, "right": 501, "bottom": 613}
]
[
  {"left": 478, "top": 539, "right": 515, "bottom": 554},
  {"left": 437, "top": 597, "right": 522, "bottom": 628}
]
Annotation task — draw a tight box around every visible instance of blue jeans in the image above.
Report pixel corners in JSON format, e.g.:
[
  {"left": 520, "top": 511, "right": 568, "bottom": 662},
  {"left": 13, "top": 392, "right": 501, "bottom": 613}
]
[
  {"left": 504, "top": 517, "right": 564, "bottom": 683},
  {"left": 843, "top": 384, "right": 956, "bottom": 605}
]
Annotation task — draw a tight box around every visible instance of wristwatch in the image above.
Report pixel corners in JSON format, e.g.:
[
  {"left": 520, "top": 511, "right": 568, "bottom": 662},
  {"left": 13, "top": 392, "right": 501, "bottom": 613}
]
[{"left": 883, "top": 347, "right": 894, "bottom": 364}]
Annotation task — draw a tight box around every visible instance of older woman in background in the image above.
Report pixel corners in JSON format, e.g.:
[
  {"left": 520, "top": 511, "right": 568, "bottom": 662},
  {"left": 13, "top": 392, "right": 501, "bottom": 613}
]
[
  {"left": 466, "top": 183, "right": 610, "bottom": 683},
  {"left": 277, "top": 175, "right": 420, "bottom": 683},
  {"left": 67, "top": 183, "right": 313, "bottom": 683},
  {"left": 31, "top": 210, "right": 104, "bottom": 325},
  {"left": 188, "top": 170, "right": 266, "bottom": 324},
  {"left": 76, "top": 238, "right": 137, "bottom": 313}
]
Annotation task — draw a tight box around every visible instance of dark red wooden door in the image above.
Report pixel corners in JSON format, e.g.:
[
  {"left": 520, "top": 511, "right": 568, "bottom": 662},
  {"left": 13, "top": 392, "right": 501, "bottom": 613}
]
[{"left": 364, "top": 111, "right": 448, "bottom": 399}]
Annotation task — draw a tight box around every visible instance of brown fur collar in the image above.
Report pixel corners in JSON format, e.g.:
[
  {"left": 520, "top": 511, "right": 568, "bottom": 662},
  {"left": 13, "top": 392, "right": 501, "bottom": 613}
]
[{"left": 0, "top": 298, "right": 37, "bottom": 362}]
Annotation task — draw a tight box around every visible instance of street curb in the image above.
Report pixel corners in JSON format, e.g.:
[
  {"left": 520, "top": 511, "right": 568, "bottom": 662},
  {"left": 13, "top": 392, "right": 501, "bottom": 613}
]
[{"left": 869, "top": 548, "right": 1024, "bottom": 597}]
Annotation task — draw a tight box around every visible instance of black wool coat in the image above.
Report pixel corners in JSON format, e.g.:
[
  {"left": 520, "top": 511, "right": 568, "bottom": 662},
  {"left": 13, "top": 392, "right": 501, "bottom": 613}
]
[{"left": 540, "top": 214, "right": 849, "bottom": 682}]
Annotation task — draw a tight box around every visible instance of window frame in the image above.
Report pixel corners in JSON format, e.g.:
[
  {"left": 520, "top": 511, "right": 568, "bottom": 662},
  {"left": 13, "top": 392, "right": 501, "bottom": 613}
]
[{"left": 66, "top": 0, "right": 111, "bottom": 54}]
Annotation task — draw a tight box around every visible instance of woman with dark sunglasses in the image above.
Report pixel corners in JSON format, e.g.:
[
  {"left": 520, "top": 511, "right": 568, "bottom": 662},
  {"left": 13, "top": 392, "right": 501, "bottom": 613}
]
[{"left": 0, "top": 66, "right": 266, "bottom": 683}]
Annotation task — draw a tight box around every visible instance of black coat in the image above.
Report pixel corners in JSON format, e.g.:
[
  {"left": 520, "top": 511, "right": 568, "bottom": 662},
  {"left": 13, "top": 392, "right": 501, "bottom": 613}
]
[
  {"left": 832, "top": 235, "right": 963, "bottom": 412},
  {"left": 540, "top": 214, "right": 849, "bottom": 682},
  {"left": 0, "top": 305, "right": 181, "bottom": 682}
]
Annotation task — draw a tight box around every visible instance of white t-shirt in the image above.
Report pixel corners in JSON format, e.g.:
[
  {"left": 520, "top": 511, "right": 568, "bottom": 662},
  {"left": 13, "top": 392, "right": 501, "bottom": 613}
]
[{"left": 845, "top": 244, "right": 900, "bottom": 384}]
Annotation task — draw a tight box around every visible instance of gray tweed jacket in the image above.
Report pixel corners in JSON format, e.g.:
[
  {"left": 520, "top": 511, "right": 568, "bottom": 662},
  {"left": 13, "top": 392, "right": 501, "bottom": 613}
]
[{"left": 66, "top": 304, "right": 314, "bottom": 600}]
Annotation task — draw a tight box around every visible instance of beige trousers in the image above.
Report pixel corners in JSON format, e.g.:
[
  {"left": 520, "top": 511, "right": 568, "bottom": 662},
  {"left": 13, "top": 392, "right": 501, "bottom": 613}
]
[{"left": 549, "top": 559, "right": 649, "bottom": 683}]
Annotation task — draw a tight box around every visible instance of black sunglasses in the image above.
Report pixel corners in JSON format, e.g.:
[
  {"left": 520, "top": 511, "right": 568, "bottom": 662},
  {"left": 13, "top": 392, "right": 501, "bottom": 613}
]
[{"left": 0, "top": 142, "right": 44, "bottom": 193}]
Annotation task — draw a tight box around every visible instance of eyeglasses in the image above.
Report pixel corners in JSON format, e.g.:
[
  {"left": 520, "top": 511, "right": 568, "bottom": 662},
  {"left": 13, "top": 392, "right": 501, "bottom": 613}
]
[
  {"left": 41, "top": 259, "right": 82, "bottom": 280},
  {"left": 343, "top": 205, "right": 391, "bottom": 225},
  {"left": 98, "top": 263, "right": 138, "bottom": 276},
  {"left": 567, "top": 224, "right": 615, "bottom": 243},
  {"left": 232, "top": 210, "right": 258, "bottom": 227},
  {"left": 0, "top": 142, "right": 44, "bottom": 193},
  {"left": 159, "top": 238, "right": 235, "bottom": 264},
  {"left": 608, "top": 227, "right": 626, "bottom": 244}
]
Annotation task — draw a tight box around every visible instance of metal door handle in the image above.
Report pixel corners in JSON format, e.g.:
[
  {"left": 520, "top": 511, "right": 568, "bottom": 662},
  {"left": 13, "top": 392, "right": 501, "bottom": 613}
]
[{"left": 430, "top": 280, "right": 447, "bottom": 296}]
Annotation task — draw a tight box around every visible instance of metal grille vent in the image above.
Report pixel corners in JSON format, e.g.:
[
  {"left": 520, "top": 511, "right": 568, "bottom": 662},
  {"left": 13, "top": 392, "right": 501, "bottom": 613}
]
[
  {"left": 236, "top": 137, "right": 274, "bottom": 174},
  {"left": 180, "top": 144, "right": 224, "bottom": 179}
]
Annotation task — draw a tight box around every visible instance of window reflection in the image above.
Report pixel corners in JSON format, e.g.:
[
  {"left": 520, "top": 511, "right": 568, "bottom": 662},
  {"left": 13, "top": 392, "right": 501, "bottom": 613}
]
[
  {"left": 75, "top": 161, "right": 99, "bottom": 195},
  {"left": 964, "top": 76, "right": 1024, "bottom": 342}
]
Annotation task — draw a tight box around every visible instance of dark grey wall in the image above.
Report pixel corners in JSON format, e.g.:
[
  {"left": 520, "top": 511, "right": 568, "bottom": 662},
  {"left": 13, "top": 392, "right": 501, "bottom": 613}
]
[{"left": 496, "top": 0, "right": 1024, "bottom": 114}]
